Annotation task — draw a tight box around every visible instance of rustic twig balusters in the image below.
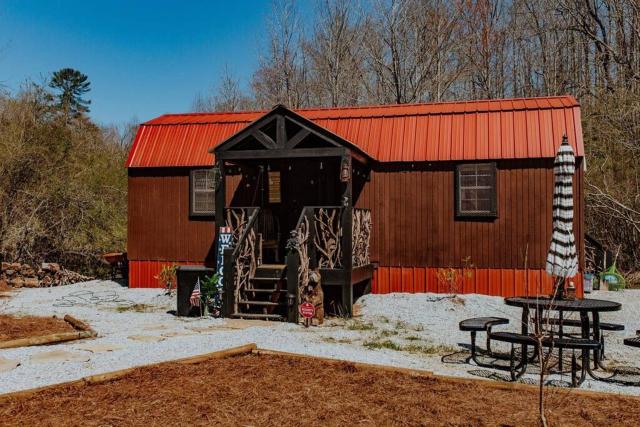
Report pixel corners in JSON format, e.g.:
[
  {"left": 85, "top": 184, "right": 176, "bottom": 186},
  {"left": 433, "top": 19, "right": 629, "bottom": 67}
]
[
  {"left": 352, "top": 209, "right": 371, "bottom": 267},
  {"left": 313, "top": 208, "right": 342, "bottom": 268}
]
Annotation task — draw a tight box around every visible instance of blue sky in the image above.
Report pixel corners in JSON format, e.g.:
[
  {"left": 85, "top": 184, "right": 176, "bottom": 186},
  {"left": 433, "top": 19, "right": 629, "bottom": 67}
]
[{"left": 0, "top": 1, "right": 306, "bottom": 125}]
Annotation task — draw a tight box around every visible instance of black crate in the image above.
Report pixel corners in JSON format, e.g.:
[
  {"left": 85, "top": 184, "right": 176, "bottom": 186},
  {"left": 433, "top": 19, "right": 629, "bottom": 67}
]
[{"left": 176, "top": 266, "right": 216, "bottom": 317}]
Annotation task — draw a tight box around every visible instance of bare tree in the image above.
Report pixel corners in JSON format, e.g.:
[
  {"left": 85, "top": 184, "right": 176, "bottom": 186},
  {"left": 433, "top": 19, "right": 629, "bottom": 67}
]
[
  {"left": 305, "top": 0, "right": 365, "bottom": 106},
  {"left": 193, "top": 66, "right": 254, "bottom": 112},
  {"left": 252, "top": 0, "right": 310, "bottom": 108}
]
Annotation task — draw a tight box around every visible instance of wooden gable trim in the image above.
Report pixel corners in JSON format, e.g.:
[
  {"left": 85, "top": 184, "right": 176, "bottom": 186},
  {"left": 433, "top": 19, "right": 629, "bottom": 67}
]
[{"left": 211, "top": 105, "right": 373, "bottom": 166}]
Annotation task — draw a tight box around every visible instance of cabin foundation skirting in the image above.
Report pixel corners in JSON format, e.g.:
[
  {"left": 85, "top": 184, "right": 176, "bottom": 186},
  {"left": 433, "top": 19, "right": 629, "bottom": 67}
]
[
  {"left": 128, "top": 260, "right": 204, "bottom": 288},
  {"left": 129, "top": 260, "right": 583, "bottom": 298},
  {"left": 372, "top": 267, "right": 583, "bottom": 298}
]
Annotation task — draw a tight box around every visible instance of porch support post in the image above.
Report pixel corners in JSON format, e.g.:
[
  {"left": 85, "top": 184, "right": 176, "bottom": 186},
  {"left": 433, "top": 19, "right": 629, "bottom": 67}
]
[
  {"left": 214, "top": 159, "right": 226, "bottom": 227},
  {"left": 341, "top": 153, "right": 354, "bottom": 316}
]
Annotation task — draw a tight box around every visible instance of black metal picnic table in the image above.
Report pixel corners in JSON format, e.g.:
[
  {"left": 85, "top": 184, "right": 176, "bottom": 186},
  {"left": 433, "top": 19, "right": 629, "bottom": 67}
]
[{"left": 504, "top": 296, "right": 622, "bottom": 378}]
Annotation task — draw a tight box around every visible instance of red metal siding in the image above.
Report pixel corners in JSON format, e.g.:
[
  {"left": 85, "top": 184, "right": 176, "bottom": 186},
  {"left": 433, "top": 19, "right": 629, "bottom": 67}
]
[
  {"left": 371, "top": 267, "right": 584, "bottom": 298},
  {"left": 126, "top": 96, "right": 584, "bottom": 168},
  {"left": 129, "top": 260, "right": 202, "bottom": 288}
]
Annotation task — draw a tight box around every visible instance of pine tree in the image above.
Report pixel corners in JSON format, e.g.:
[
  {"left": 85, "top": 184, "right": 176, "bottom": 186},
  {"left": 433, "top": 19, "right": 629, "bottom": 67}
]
[{"left": 49, "top": 68, "right": 91, "bottom": 121}]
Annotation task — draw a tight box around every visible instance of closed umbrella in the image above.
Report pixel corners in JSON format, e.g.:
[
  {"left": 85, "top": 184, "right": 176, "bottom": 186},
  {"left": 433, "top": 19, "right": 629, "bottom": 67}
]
[{"left": 546, "top": 135, "right": 578, "bottom": 296}]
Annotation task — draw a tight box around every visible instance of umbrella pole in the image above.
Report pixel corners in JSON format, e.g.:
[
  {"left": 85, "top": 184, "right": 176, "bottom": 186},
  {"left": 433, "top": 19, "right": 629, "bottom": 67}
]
[{"left": 553, "top": 276, "right": 565, "bottom": 300}]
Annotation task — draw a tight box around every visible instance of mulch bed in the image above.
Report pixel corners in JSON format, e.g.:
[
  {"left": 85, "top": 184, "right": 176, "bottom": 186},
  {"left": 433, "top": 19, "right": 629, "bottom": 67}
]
[
  {"left": 1, "top": 352, "right": 640, "bottom": 426},
  {"left": 0, "top": 315, "right": 76, "bottom": 342}
]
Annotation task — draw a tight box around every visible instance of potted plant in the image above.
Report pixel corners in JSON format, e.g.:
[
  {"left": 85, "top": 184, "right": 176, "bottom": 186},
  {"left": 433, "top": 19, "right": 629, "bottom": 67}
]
[
  {"left": 155, "top": 264, "right": 177, "bottom": 296},
  {"left": 199, "top": 274, "right": 222, "bottom": 317}
]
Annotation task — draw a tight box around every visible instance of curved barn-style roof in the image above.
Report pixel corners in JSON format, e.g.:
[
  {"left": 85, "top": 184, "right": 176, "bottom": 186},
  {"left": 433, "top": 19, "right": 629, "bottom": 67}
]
[{"left": 125, "top": 95, "right": 583, "bottom": 168}]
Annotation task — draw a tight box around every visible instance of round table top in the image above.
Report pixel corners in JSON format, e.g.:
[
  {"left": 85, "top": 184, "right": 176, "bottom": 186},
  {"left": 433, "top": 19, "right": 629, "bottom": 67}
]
[{"left": 505, "top": 296, "right": 621, "bottom": 312}]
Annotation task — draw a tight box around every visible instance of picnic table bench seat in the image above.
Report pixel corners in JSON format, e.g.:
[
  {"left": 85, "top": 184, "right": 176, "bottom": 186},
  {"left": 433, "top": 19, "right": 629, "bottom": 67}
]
[
  {"left": 488, "top": 331, "right": 600, "bottom": 386},
  {"left": 459, "top": 317, "right": 509, "bottom": 360},
  {"left": 546, "top": 318, "right": 624, "bottom": 331},
  {"left": 624, "top": 337, "right": 640, "bottom": 348}
]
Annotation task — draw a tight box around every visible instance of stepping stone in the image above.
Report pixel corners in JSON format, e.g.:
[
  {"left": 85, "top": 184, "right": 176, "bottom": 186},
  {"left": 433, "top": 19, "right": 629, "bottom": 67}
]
[
  {"left": 142, "top": 324, "right": 171, "bottom": 331},
  {"left": 161, "top": 331, "right": 195, "bottom": 338},
  {"left": 127, "top": 335, "right": 166, "bottom": 343},
  {"left": 30, "top": 350, "right": 90, "bottom": 363},
  {"left": 187, "top": 320, "right": 269, "bottom": 333},
  {"left": 0, "top": 357, "right": 20, "bottom": 372},
  {"left": 185, "top": 326, "right": 223, "bottom": 333},
  {"left": 75, "top": 343, "right": 125, "bottom": 353}
]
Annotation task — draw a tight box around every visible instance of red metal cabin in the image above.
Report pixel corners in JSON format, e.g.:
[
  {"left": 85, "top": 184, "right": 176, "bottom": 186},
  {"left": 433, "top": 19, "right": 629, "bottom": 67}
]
[{"left": 126, "top": 96, "right": 585, "bottom": 313}]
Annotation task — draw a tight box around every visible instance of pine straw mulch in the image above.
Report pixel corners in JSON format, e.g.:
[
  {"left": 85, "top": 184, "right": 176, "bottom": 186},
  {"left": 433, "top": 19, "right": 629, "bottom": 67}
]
[
  {"left": 0, "top": 315, "right": 76, "bottom": 342},
  {"left": 1, "top": 352, "right": 640, "bottom": 426}
]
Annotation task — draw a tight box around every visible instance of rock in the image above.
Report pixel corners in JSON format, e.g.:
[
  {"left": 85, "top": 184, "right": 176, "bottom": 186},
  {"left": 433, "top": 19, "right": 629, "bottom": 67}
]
[
  {"left": 23, "top": 278, "right": 40, "bottom": 288},
  {"left": 41, "top": 275, "right": 53, "bottom": 286},
  {"left": 9, "top": 262, "right": 21, "bottom": 271},
  {"left": 4, "top": 269, "right": 15, "bottom": 276}
]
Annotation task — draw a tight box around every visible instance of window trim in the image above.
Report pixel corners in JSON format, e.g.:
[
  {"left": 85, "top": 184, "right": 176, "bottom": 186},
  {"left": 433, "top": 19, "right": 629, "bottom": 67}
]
[
  {"left": 189, "top": 169, "right": 216, "bottom": 218},
  {"left": 455, "top": 162, "right": 498, "bottom": 219}
]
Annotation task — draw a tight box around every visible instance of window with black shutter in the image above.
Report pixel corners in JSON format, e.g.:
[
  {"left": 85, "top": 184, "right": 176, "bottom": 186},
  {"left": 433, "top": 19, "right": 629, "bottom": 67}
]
[
  {"left": 455, "top": 163, "right": 497, "bottom": 218},
  {"left": 190, "top": 169, "right": 215, "bottom": 217}
]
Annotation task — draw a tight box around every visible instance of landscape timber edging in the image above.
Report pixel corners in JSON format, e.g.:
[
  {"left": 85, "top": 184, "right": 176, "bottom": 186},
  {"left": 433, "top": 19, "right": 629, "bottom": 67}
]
[
  {"left": 0, "top": 314, "right": 98, "bottom": 350},
  {"left": 0, "top": 343, "right": 258, "bottom": 400}
]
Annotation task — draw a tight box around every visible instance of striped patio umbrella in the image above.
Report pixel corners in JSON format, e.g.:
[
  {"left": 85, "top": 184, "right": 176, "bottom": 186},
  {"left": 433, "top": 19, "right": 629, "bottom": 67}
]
[{"left": 546, "top": 136, "right": 579, "bottom": 287}]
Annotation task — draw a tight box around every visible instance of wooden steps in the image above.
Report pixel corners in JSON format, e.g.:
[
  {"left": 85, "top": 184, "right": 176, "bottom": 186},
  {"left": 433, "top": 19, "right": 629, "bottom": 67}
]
[
  {"left": 235, "top": 263, "right": 287, "bottom": 320},
  {"left": 230, "top": 313, "right": 284, "bottom": 320},
  {"left": 238, "top": 300, "right": 282, "bottom": 307}
]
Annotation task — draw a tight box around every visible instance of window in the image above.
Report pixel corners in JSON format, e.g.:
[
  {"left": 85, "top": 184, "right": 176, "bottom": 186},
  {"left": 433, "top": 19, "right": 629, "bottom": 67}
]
[
  {"left": 190, "top": 169, "right": 215, "bottom": 217},
  {"left": 455, "top": 163, "right": 497, "bottom": 217}
]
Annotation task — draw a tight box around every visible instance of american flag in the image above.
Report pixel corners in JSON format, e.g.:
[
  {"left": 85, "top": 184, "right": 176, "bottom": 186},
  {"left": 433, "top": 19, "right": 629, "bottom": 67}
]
[{"left": 190, "top": 278, "right": 201, "bottom": 307}]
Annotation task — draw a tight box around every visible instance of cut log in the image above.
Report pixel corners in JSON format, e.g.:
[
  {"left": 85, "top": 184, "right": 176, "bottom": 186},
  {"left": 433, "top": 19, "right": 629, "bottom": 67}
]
[
  {"left": 63, "top": 315, "right": 94, "bottom": 333},
  {"left": 0, "top": 330, "right": 94, "bottom": 350}
]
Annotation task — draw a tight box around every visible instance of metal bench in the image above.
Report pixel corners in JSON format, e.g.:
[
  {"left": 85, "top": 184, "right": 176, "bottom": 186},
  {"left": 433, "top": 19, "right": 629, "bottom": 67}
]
[
  {"left": 459, "top": 317, "right": 509, "bottom": 362},
  {"left": 624, "top": 337, "right": 640, "bottom": 348},
  {"left": 489, "top": 331, "right": 600, "bottom": 386},
  {"left": 546, "top": 318, "right": 624, "bottom": 331},
  {"left": 545, "top": 317, "right": 623, "bottom": 361}
]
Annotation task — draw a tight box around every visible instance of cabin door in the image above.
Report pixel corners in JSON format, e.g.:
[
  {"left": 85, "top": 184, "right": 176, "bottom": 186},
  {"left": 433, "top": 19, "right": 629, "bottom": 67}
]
[{"left": 260, "top": 158, "right": 341, "bottom": 262}]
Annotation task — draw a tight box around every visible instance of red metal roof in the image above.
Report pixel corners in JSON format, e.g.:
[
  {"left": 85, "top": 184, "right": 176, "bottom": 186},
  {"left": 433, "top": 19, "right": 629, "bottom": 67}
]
[{"left": 126, "top": 95, "right": 584, "bottom": 168}]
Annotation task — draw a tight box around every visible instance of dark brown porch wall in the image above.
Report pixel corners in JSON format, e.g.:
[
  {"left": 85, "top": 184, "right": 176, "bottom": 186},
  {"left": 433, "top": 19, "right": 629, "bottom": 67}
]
[
  {"left": 127, "top": 168, "right": 241, "bottom": 263},
  {"left": 354, "top": 159, "right": 585, "bottom": 270}
]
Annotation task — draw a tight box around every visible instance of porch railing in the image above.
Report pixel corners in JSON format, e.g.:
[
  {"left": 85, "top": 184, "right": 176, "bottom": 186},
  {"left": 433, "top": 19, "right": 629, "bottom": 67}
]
[
  {"left": 222, "top": 207, "right": 261, "bottom": 316},
  {"left": 286, "top": 206, "right": 371, "bottom": 322}
]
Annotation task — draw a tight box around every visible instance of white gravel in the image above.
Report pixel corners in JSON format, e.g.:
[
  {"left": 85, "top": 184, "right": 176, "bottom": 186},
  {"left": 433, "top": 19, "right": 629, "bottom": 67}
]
[{"left": 1, "top": 280, "right": 639, "bottom": 396}]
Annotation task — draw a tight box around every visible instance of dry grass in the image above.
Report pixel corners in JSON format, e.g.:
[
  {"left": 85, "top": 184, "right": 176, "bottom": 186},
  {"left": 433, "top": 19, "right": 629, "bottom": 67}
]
[
  {"left": 0, "top": 315, "right": 75, "bottom": 342},
  {"left": 1, "top": 352, "right": 639, "bottom": 426}
]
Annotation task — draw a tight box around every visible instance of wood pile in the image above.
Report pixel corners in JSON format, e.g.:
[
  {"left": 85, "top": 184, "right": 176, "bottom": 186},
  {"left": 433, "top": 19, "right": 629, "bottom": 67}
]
[{"left": 0, "top": 262, "right": 93, "bottom": 289}]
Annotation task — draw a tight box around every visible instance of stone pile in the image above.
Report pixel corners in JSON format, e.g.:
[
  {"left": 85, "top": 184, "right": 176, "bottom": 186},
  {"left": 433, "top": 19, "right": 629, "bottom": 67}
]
[{"left": 0, "top": 262, "right": 93, "bottom": 288}]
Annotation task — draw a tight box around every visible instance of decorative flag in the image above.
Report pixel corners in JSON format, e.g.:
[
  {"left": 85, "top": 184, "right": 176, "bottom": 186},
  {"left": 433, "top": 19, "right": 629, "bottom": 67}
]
[
  {"left": 190, "top": 278, "right": 201, "bottom": 307},
  {"left": 546, "top": 136, "right": 579, "bottom": 279}
]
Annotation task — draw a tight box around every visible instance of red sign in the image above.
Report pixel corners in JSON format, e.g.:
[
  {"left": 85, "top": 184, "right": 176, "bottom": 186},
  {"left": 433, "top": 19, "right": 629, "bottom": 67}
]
[{"left": 299, "top": 302, "right": 315, "bottom": 319}]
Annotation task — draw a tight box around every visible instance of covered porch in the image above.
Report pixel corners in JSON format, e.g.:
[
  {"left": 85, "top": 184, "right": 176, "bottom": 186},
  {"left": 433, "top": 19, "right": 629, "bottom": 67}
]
[{"left": 212, "top": 105, "right": 375, "bottom": 322}]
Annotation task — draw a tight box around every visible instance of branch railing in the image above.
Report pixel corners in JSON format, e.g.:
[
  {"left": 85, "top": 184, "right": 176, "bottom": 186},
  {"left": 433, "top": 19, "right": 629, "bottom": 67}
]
[
  {"left": 286, "top": 206, "right": 371, "bottom": 321},
  {"left": 222, "top": 207, "right": 261, "bottom": 316},
  {"left": 352, "top": 208, "right": 372, "bottom": 267}
]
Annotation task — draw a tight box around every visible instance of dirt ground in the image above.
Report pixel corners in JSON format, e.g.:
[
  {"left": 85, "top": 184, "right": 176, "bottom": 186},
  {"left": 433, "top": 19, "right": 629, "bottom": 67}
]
[
  {"left": 0, "top": 315, "right": 76, "bottom": 342},
  {"left": 1, "top": 352, "right": 639, "bottom": 426}
]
